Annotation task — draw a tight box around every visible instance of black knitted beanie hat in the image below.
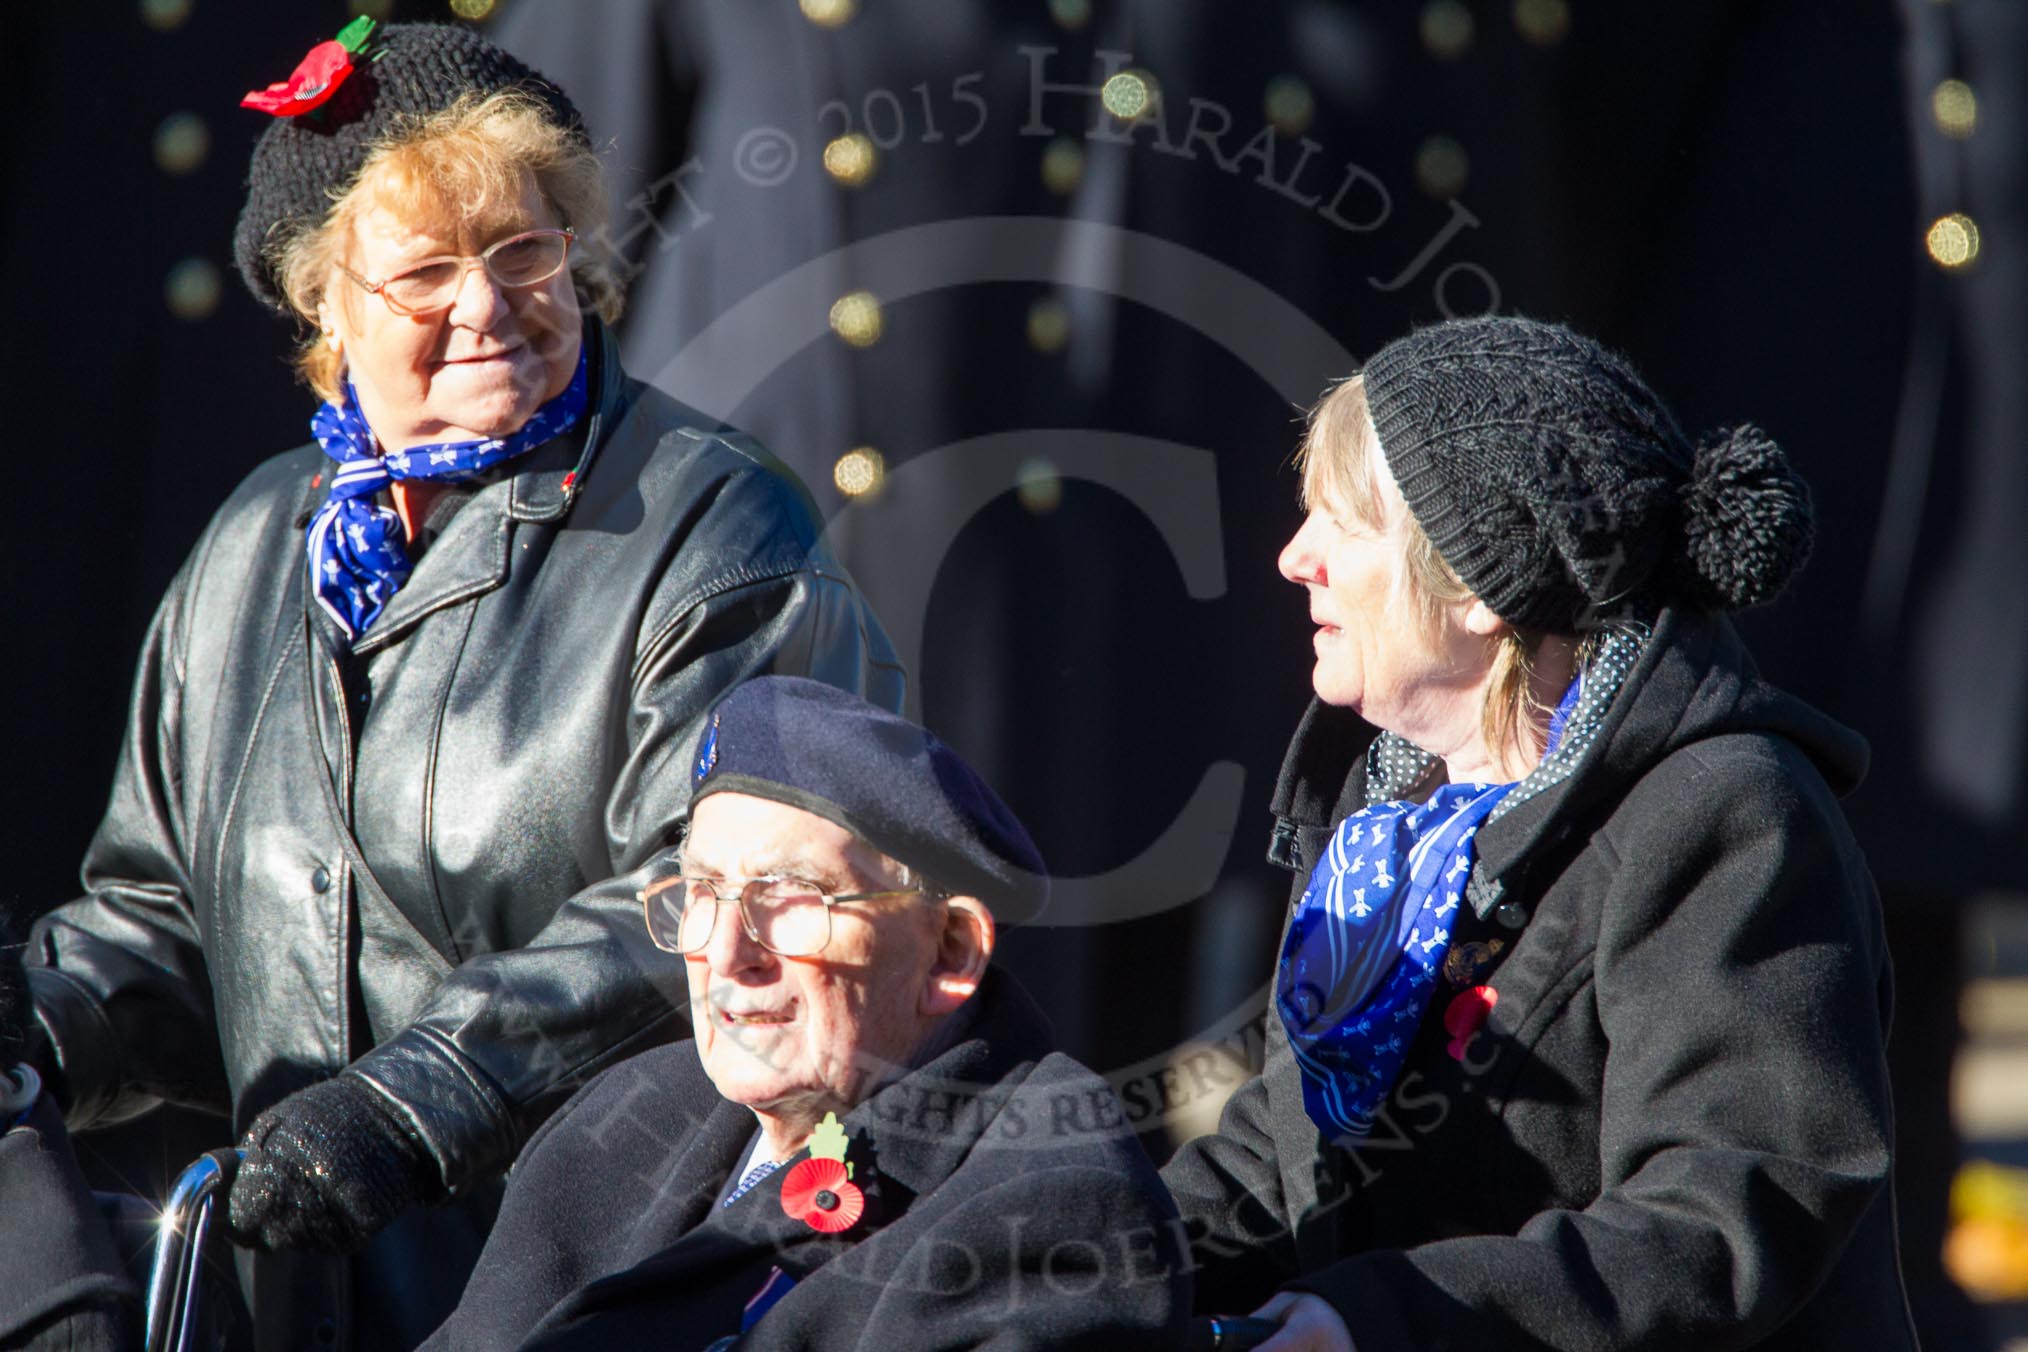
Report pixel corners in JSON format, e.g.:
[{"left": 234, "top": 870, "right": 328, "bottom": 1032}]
[
  {"left": 233, "top": 21, "right": 584, "bottom": 313},
  {"left": 1360, "top": 315, "right": 1814, "bottom": 632}
]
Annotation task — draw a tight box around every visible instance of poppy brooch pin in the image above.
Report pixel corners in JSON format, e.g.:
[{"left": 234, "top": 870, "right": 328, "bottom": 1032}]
[
  {"left": 779, "top": 1112, "right": 865, "bottom": 1234},
  {"left": 242, "top": 17, "right": 377, "bottom": 118},
  {"left": 1443, "top": 984, "right": 1499, "bottom": 1062}
]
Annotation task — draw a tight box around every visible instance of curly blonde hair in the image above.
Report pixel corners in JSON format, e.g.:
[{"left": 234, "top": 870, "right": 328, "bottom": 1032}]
[{"left": 274, "top": 89, "right": 623, "bottom": 401}]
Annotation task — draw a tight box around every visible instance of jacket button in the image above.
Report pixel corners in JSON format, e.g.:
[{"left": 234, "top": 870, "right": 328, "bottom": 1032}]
[
  {"left": 313, "top": 1316, "right": 338, "bottom": 1346},
  {"left": 311, "top": 867, "right": 331, "bottom": 894}
]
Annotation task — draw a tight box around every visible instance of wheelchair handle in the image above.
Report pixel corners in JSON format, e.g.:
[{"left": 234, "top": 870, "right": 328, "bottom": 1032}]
[{"left": 144, "top": 1148, "right": 244, "bottom": 1352}]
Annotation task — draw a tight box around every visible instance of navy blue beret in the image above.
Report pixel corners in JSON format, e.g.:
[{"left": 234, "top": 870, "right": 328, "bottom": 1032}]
[{"left": 688, "top": 677, "right": 1049, "bottom": 924}]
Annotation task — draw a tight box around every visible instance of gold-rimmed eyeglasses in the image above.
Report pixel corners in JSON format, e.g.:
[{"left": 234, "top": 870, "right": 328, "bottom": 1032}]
[
  {"left": 638, "top": 873, "right": 927, "bottom": 959},
  {"left": 333, "top": 227, "right": 575, "bottom": 317}
]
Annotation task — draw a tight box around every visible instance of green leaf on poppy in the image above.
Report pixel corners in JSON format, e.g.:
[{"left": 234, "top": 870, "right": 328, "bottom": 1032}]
[
  {"left": 336, "top": 16, "right": 377, "bottom": 54},
  {"left": 808, "top": 1111, "right": 850, "bottom": 1165}
]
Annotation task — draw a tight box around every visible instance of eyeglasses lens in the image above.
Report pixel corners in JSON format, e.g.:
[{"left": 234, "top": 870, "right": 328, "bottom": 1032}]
[
  {"left": 652, "top": 879, "right": 831, "bottom": 957},
  {"left": 380, "top": 233, "right": 570, "bottom": 312},
  {"left": 748, "top": 881, "right": 829, "bottom": 957},
  {"left": 488, "top": 234, "right": 568, "bottom": 285}
]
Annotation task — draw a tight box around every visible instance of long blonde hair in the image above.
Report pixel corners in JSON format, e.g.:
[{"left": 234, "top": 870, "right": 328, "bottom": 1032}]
[
  {"left": 1295, "top": 375, "right": 1564, "bottom": 770},
  {"left": 273, "top": 89, "right": 623, "bottom": 401}
]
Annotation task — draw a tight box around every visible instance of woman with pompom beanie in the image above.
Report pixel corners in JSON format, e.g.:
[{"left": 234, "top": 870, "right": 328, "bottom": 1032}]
[{"left": 1162, "top": 316, "right": 1915, "bottom": 1350}]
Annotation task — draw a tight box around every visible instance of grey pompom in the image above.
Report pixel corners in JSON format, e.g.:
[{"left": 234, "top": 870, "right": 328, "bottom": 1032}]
[{"left": 1678, "top": 424, "right": 1814, "bottom": 611}]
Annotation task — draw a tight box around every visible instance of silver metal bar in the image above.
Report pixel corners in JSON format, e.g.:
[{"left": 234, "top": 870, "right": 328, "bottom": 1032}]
[
  {"left": 143, "top": 1149, "right": 243, "bottom": 1352},
  {"left": 173, "top": 1191, "right": 214, "bottom": 1352}
]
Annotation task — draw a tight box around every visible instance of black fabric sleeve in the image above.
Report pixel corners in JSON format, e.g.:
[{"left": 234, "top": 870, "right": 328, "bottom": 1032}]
[
  {"left": 28, "top": 543, "right": 230, "bottom": 1129},
  {"left": 1159, "top": 1012, "right": 1308, "bottom": 1313}
]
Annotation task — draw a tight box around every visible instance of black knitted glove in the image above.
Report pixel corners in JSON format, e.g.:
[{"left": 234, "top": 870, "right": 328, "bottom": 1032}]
[{"left": 228, "top": 1074, "right": 442, "bottom": 1254}]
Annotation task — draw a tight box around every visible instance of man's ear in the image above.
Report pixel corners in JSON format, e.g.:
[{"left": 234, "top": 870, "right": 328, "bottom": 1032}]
[{"left": 921, "top": 896, "right": 994, "bottom": 1018}]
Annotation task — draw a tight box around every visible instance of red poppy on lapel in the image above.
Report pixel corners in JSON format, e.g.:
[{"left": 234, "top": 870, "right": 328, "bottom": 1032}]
[
  {"left": 780, "top": 1157, "right": 864, "bottom": 1234},
  {"left": 1444, "top": 984, "right": 1498, "bottom": 1061}
]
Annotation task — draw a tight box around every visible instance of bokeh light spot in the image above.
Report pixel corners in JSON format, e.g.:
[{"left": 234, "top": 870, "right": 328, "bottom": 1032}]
[
  {"left": 1041, "top": 138, "right": 1086, "bottom": 195},
  {"left": 823, "top": 133, "right": 877, "bottom": 187},
  {"left": 1016, "top": 459, "right": 1063, "bottom": 514},
  {"left": 799, "top": 0, "right": 856, "bottom": 28},
  {"left": 1415, "top": 136, "right": 1470, "bottom": 199},
  {"left": 140, "top": 0, "right": 193, "bottom": 32},
  {"left": 828, "top": 291, "right": 884, "bottom": 348},
  {"left": 1101, "top": 71, "right": 1156, "bottom": 122},
  {"left": 833, "top": 447, "right": 886, "bottom": 498},
  {"left": 1932, "top": 79, "right": 1978, "bottom": 138},
  {"left": 154, "top": 112, "right": 209, "bottom": 176},
  {"left": 1420, "top": 1, "right": 1475, "bottom": 59},
  {"left": 1027, "top": 298, "right": 1070, "bottom": 354},
  {"left": 1513, "top": 0, "right": 1571, "bottom": 46},
  {"left": 1926, "top": 213, "right": 1980, "bottom": 270},
  {"left": 1049, "top": 0, "right": 1091, "bottom": 30},
  {"left": 1264, "top": 75, "right": 1315, "bottom": 137},
  {"left": 165, "top": 258, "right": 222, "bottom": 321}
]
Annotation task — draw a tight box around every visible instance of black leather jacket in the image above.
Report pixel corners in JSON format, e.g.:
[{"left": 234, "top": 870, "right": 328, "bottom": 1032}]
[{"left": 26, "top": 322, "right": 901, "bottom": 1341}]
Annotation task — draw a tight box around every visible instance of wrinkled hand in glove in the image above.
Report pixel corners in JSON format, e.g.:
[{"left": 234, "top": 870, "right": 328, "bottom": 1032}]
[{"left": 228, "top": 1073, "right": 442, "bottom": 1253}]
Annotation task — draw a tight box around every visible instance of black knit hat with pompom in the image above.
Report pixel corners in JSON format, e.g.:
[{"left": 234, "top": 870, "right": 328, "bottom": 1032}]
[
  {"left": 233, "top": 22, "right": 584, "bottom": 313},
  {"left": 1360, "top": 315, "right": 1813, "bottom": 631}
]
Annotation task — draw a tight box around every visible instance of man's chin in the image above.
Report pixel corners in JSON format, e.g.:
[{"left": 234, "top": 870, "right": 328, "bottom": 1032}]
[{"left": 702, "top": 1038, "right": 802, "bottom": 1094}]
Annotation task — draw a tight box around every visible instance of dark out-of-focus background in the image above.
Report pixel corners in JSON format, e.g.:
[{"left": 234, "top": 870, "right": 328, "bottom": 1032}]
[{"left": 3, "top": 1, "right": 2023, "bottom": 1345}]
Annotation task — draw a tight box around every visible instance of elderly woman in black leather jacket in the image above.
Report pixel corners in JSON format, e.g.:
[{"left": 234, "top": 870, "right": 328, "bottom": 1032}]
[
  {"left": 1163, "top": 316, "right": 1916, "bottom": 1350},
  {"left": 20, "top": 21, "right": 898, "bottom": 1348}
]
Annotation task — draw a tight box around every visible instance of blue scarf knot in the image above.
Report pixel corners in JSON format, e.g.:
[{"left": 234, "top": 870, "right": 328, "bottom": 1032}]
[
  {"left": 1277, "top": 676, "right": 1584, "bottom": 1143},
  {"left": 305, "top": 348, "right": 589, "bottom": 638},
  {"left": 1277, "top": 780, "right": 1511, "bottom": 1142}
]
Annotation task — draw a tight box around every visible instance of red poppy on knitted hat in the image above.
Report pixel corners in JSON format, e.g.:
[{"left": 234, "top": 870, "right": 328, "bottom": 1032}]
[
  {"left": 241, "top": 18, "right": 377, "bottom": 118},
  {"left": 779, "top": 1157, "right": 864, "bottom": 1234}
]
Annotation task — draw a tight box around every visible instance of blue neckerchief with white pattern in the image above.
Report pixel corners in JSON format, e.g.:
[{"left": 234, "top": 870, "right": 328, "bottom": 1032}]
[
  {"left": 1277, "top": 676, "right": 1583, "bottom": 1143},
  {"left": 722, "top": 1156, "right": 782, "bottom": 1209},
  {"left": 304, "top": 348, "right": 588, "bottom": 639}
]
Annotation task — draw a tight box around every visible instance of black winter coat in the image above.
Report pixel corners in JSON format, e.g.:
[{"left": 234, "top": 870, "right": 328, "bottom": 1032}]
[
  {"left": 424, "top": 971, "right": 1190, "bottom": 1350},
  {"left": 1161, "top": 610, "right": 1917, "bottom": 1350},
  {"left": 0, "top": 1095, "right": 137, "bottom": 1351},
  {"left": 25, "top": 321, "right": 902, "bottom": 1347}
]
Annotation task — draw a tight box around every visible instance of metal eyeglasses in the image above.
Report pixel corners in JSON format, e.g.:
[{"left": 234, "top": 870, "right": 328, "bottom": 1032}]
[
  {"left": 332, "top": 227, "right": 574, "bottom": 316},
  {"left": 638, "top": 873, "right": 927, "bottom": 959}
]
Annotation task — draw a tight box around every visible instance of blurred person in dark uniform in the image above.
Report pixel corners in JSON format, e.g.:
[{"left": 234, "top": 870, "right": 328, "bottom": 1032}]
[
  {"left": 488, "top": 2, "right": 1921, "bottom": 1097},
  {"left": 486, "top": 0, "right": 1455, "bottom": 1079},
  {"left": 1849, "top": 4, "right": 2028, "bottom": 1345}
]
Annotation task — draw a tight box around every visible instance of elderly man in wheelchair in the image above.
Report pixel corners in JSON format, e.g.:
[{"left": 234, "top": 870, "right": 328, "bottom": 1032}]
[{"left": 3, "top": 679, "right": 1217, "bottom": 1351}]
